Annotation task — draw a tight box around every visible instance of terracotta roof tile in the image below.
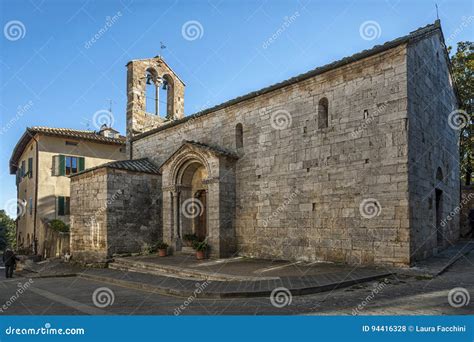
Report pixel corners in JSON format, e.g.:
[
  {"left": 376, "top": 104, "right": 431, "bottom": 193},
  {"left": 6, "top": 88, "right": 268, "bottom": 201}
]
[{"left": 70, "top": 158, "right": 160, "bottom": 177}]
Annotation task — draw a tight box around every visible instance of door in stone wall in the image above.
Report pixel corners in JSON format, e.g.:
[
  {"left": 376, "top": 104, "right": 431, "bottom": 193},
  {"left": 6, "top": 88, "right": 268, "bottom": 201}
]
[
  {"left": 194, "top": 190, "right": 207, "bottom": 241},
  {"left": 435, "top": 188, "right": 443, "bottom": 246}
]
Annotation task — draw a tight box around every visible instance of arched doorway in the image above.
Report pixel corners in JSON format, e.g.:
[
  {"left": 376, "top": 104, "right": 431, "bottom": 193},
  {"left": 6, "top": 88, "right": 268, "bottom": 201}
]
[
  {"left": 178, "top": 161, "right": 208, "bottom": 243},
  {"left": 160, "top": 141, "right": 238, "bottom": 257}
]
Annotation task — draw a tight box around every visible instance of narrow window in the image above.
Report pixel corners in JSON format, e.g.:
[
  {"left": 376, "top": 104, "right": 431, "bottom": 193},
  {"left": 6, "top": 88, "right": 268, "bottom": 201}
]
[
  {"left": 65, "top": 197, "right": 70, "bottom": 215},
  {"left": 29, "top": 197, "right": 33, "bottom": 215},
  {"left": 28, "top": 157, "right": 33, "bottom": 178},
  {"left": 21, "top": 160, "right": 26, "bottom": 178},
  {"left": 58, "top": 196, "right": 70, "bottom": 216},
  {"left": 145, "top": 69, "right": 158, "bottom": 115},
  {"left": 235, "top": 123, "right": 243, "bottom": 149},
  {"left": 58, "top": 196, "right": 65, "bottom": 216},
  {"left": 318, "top": 97, "right": 329, "bottom": 129}
]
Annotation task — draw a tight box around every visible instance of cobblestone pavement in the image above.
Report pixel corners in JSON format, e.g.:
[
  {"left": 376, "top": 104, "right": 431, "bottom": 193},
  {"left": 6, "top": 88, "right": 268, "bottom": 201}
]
[{"left": 0, "top": 250, "right": 472, "bottom": 315}]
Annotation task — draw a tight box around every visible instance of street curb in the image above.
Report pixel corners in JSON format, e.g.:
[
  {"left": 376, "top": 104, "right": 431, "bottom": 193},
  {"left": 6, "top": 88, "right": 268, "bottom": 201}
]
[
  {"left": 395, "top": 242, "right": 474, "bottom": 279},
  {"left": 110, "top": 258, "right": 278, "bottom": 282},
  {"left": 78, "top": 272, "right": 393, "bottom": 299}
]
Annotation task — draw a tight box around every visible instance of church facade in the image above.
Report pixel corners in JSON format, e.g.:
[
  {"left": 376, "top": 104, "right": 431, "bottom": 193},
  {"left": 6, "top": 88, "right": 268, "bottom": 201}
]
[{"left": 70, "top": 21, "right": 460, "bottom": 267}]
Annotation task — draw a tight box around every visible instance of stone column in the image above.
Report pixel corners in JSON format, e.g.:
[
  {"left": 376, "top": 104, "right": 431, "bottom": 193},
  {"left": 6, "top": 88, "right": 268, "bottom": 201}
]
[{"left": 172, "top": 190, "right": 181, "bottom": 252}]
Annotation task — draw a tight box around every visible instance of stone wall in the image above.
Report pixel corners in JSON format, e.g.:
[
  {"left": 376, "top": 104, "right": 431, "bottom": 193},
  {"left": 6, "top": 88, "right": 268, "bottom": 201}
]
[
  {"left": 133, "top": 44, "right": 413, "bottom": 266},
  {"left": 70, "top": 167, "right": 161, "bottom": 263},
  {"left": 460, "top": 186, "right": 474, "bottom": 237},
  {"left": 126, "top": 56, "right": 185, "bottom": 157},
  {"left": 406, "top": 31, "right": 460, "bottom": 261},
  {"left": 106, "top": 169, "right": 161, "bottom": 255},
  {"left": 70, "top": 168, "right": 109, "bottom": 263}
]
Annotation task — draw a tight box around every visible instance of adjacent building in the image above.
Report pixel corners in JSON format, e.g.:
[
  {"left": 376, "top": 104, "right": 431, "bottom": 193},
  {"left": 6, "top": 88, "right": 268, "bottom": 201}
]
[
  {"left": 9, "top": 125, "right": 126, "bottom": 257},
  {"left": 70, "top": 21, "right": 461, "bottom": 266}
]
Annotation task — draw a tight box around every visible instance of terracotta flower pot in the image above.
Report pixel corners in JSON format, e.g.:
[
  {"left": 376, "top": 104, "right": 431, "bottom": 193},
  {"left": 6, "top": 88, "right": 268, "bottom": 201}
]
[
  {"left": 195, "top": 250, "right": 206, "bottom": 260},
  {"left": 158, "top": 249, "right": 167, "bottom": 257}
]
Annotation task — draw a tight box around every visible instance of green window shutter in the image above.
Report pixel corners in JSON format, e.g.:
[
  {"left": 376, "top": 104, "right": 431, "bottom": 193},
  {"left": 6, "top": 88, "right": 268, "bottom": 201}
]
[
  {"left": 59, "top": 155, "right": 66, "bottom": 176},
  {"left": 78, "top": 157, "right": 85, "bottom": 172},
  {"left": 58, "top": 196, "right": 65, "bottom": 216},
  {"left": 28, "top": 158, "right": 33, "bottom": 178}
]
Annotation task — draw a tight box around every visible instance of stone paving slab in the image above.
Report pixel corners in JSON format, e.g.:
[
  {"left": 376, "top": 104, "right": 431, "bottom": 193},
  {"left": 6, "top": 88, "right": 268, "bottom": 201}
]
[
  {"left": 395, "top": 241, "right": 474, "bottom": 278},
  {"left": 78, "top": 267, "right": 392, "bottom": 299}
]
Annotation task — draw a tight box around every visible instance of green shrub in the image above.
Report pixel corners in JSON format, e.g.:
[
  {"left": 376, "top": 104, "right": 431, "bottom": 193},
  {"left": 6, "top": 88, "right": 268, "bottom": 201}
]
[
  {"left": 155, "top": 241, "right": 169, "bottom": 250},
  {"left": 193, "top": 241, "right": 208, "bottom": 251},
  {"left": 183, "top": 233, "right": 198, "bottom": 242},
  {"left": 49, "top": 219, "right": 70, "bottom": 232},
  {"left": 141, "top": 243, "right": 155, "bottom": 255}
]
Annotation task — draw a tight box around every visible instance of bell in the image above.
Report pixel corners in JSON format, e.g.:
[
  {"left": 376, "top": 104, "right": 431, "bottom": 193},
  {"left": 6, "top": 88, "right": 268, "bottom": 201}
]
[
  {"left": 162, "top": 80, "right": 168, "bottom": 90},
  {"left": 146, "top": 74, "right": 153, "bottom": 85}
]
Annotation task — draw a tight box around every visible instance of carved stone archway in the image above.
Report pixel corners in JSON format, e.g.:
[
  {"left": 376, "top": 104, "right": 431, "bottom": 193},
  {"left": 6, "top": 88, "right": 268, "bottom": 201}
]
[{"left": 160, "top": 141, "right": 238, "bottom": 258}]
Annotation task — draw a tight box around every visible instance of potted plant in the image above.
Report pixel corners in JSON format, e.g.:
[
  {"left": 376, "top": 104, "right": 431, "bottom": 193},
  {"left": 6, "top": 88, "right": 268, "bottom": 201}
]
[
  {"left": 193, "top": 241, "right": 208, "bottom": 260},
  {"left": 155, "top": 241, "right": 169, "bottom": 257},
  {"left": 183, "top": 233, "right": 198, "bottom": 247}
]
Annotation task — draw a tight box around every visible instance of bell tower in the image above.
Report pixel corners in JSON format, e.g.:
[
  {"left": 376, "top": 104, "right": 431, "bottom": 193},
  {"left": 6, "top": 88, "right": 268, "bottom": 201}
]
[{"left": 126, "top": 56, "right": 185, "bottom": 154}]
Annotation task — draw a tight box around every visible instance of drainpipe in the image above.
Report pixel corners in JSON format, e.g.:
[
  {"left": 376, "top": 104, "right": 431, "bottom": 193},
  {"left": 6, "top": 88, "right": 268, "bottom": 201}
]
[{"left": 31, "top": 134, "right": 39, "bottom": 255}]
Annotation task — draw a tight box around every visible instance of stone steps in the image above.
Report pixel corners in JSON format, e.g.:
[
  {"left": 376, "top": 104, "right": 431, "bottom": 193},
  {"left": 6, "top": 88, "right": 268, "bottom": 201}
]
[
  {"left": 79, "top": 267, "right": 394, "bottom": 299},
  {"left": 109, "top": 257, "right": 274, "bottom": 282}
]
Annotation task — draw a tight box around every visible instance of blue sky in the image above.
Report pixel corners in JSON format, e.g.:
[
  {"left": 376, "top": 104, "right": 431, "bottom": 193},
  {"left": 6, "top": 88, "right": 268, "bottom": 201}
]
[{"left": 0, "top": 0, "right": 473, "bottom": 216}]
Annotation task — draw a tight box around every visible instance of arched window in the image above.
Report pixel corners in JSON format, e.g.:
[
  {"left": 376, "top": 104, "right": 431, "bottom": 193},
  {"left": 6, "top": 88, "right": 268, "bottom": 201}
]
[
  {"left": 145, "top": 69, "right": 158, "bottom": 115},
  {"left": 436, "top": 167, "right": 443, "bottom": 182},
  {"left": 235, "top": 123, "right": 243, "bottom": 149},
  {"left": 161, "top": 74, "right": 174, "bottom": 119},
  {"left": 318, "top": 97, "right": 329, "bottom": 129}
]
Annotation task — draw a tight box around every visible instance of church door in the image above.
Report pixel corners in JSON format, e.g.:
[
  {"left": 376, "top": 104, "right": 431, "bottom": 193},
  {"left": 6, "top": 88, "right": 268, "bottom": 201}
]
[{"left": 195, "top": 190, "right": 207, "bottom": 241}]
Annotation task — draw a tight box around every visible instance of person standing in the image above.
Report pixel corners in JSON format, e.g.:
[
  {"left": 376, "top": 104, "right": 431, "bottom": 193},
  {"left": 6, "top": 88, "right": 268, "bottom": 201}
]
[{"left": 2, "top": 248, "right": 18, "bottom": 278}]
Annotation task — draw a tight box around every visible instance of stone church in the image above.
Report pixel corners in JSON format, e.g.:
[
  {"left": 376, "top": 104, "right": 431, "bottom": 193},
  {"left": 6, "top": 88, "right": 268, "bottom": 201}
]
[{"left": 70, "top": 21, "right": 460, "bottom": 267}]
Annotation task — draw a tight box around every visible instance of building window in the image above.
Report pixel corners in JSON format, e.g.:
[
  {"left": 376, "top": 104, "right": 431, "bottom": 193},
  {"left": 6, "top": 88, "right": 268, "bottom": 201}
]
[
  {"left": 145, "top": 69, "right": 174, "bottom": 119},
  {"left": 235, "top": 123, "right": 243, "bottom": 150},
  {"left": 29, "top": 197, "right": 33, "bottom": 215},
  {"left": 66, "top": 156, "right": 78, "bottom": 175},
  {"left": 318, "top": 97, "right": 329, "bottom": 129},
  {"left": 20, "top": 160, "right": 26, "bottom": 178},
  {"left": 57, "top": 196, "right": 70, "bottom": 216},
  {"left": 53, "top": 155, "right": 85, "bottom": 176},
  {"left": 28, "top": 157, "right": 33, "bottom": 178},
  {"left": 65, "top": 140, "right": 78, "bottom": 146}
]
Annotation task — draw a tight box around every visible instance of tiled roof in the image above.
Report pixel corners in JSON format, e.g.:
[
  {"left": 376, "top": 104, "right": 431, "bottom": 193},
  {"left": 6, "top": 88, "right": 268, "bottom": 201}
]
[
  {"left": 28, "top": 126, "right": 125, "bottom": 144},
  {"left": 70, "top": 158, "right": 160, "bottom": 177},
  {"left": 9, "top": 126, "right": 126, "bottom": 174},
  {"left": 132, "top": 20, "right": 449, "bottom": 142}
]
